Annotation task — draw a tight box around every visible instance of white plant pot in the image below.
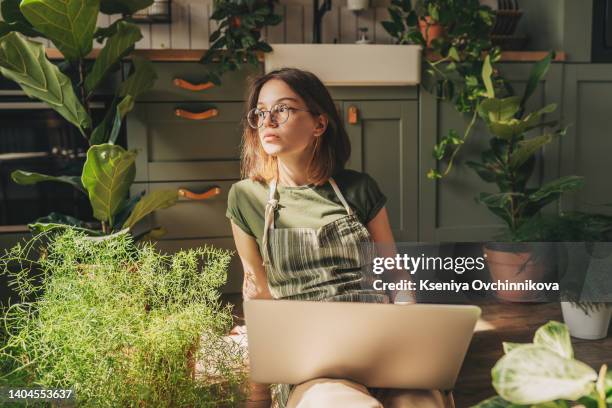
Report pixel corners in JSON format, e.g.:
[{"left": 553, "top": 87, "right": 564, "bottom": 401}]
[{"left": 561, "top": 302, "right": 612, "bottom": 340}]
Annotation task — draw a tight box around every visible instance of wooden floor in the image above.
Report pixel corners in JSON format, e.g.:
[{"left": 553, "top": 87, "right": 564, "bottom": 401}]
[{"left": 222, "top": 295, "right": 612, "bottom": 408}]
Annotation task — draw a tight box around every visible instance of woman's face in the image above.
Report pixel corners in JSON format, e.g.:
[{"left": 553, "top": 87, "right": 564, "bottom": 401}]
[{"left": 255, "top": 79, "right": 327, "bottom": 159}]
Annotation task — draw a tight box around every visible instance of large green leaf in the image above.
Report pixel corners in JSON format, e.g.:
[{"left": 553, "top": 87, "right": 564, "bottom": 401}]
[
  {"left": 1, "top": 0, "right": 40, "bottom": 36},
  {"left": 11, "top": 170, "right": 86, "bottom": 193},
  {"left": 122, "top": 189, "right": 178, "bottom": 229},
  {"left": 502, "top": 342, "right": 527, "bottom": 355},
  {"left": 529, "top": 176, "right": 584, "bottom": 204},
  {"left": 532, "top": 321, "right": 574, "bottom": 360},
  {"left": 20, "top": 0, "right": 99, "bottom": 62},
  {"left": 90, "top": 95, "right": 134, "bottom": 144},
  {"left": 118, "top": 56, "right": 157, "bottom": 98},
  {"left": 0, "top": 32, "right": 91, "bottom": 131},
  {"left": 112, "top": 189, "right": 144, "bottom": 230},
  {"left": 509, "top": 134, "right": 554, "bottom": 169},
  {"left": 487, "top": 119, "right": 524, "bottom": 140},
  {"left": 90, "top": 57, "right": 155, "bottom": 144},
  {"left": 521, "top": 51, "right": 555, "bottom": 108},
  {"left": 521, "top": 104, "right": 557, "bottom": 130},
  {"left": 478, "top": 97, "right": 522, "bottom": 122},
  {"left": 99, "top": 0, "right": 153, "bottom": 15},
  {"left": 482, "top": 54, "right": 495, "bottom": 98},
  {"left": 492, "top": 345, "right": 597, "bottom": 404},
  {"left": 85, "top": 21, "right": 142, "bottom": 95},
  {"left": 28, "top": 212, "right": 102, "bottom": 235},
  {"left": 81, "top": 144, "right": 136, "bottom": 225}
]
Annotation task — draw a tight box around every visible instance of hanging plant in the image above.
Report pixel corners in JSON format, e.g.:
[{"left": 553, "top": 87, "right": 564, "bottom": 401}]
[{"left": 199, "top": 0, "right": 282, "bottom": 85}]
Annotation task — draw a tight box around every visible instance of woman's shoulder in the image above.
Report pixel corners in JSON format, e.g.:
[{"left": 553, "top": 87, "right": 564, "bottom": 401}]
[
  {"left": 332, "top": 169, "right": 387, "bottom": 224},
  {"left": 230, "top": 178, "right": 268, "bottom": 195},
  {"left": 332, "top": 169, "right": 378, "bottom": 190}
]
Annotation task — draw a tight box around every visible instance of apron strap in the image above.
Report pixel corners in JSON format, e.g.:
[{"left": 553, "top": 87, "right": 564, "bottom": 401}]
[
  {"left": 328, "top": 177, "right": 354, "bottom": 215},
  {"left": 261, "top": 179, "right": 278, "bottom": 266}
]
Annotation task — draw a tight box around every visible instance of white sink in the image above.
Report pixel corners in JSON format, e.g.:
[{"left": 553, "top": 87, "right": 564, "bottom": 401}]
[{"left": 264, "top": 44, "right": 422, "bottom": 86}]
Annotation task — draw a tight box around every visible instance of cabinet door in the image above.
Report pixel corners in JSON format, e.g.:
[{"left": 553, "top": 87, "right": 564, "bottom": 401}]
[
  {"left": 343, "top": 100, "right": 419, "bottom": 241},
  {"left": 419, "top": 63, "right": 564, "bottom": 241},
  {"left": 561, "top": 64, "right": 612, "bottom": 213}
]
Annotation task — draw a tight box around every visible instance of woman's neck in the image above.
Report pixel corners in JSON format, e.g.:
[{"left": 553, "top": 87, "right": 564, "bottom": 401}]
[{"left": 277, "top": 154, "right": 311, "bottom": 186}]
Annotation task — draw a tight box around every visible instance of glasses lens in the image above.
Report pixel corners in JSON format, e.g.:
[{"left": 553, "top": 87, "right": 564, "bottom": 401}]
[
  {"left": 271, "top": 104, "right": 290, "bottom": 125},
  {"left": 247, "top": 108, "right": 264, "bottom": 128}
]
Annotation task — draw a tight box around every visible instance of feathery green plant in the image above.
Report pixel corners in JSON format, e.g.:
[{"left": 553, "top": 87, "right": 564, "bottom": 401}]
[{"left": 0, "top": 228, "right": 247, "bottom": 407}]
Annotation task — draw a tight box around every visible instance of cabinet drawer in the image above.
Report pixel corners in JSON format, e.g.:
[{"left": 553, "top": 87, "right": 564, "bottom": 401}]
[
  {"left": 128, "top": 102, "right": 245, "bottom": 181},
  {"left": 131, "top": 180, "right": 236, "bottom": 239},
  {"left": 136, "top": 62, "right": 261, "bottom": 102},
  {"left": 154, "top": 238, "right": 242, "bottom": 294}
]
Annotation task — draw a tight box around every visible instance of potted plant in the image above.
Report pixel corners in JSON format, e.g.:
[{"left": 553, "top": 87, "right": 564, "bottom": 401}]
[
  {"left": 512, "top": 212, "right": 612, "bottom": 339},
  {"left": 199, "top": 0, "right": 282, "bottom": 85},
  {"left": 382, "top": 0, "right": 505, "bottom": 180},
  {"left": 0, "top": 228, "right": 248, "bottom": 406},
  {"left": 0, "top": 0, "right": 178, "bottom": 238},
  {"left": 472, "top": 321, "right": 611, "bottom": 407},
  {"left": 465, "top": 53, "right": 583, "bottom": 301}
]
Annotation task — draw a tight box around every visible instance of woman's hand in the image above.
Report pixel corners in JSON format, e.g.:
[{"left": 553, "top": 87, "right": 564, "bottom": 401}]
[{"left": 229, "top": 325, "right": 247, "bottom": 335}]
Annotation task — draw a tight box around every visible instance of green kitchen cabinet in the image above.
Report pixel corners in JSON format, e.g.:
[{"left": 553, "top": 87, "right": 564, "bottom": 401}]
[
  {"left": 419, "top": 63, "right": 564, "bottom": 241},
  {"left": 125, "top": 62, "right": 248, "bottom": 294},
  {"left": 342, "top": 100, "right": 419, "bottom": 242},
  {"left": 561, "top": 64, "right": 612, "bottom": 214},
  {"left": 127, "top": 101, "right": 243, "bottom": 182}
]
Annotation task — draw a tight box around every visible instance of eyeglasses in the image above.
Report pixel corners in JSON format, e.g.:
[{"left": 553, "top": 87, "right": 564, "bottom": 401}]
[{"left": 246, "top": 103, "right": 314, "bottom": 129}]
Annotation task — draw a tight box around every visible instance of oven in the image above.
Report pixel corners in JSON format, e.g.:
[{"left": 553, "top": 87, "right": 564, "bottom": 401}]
[{"left": 0, "top": 76, "right": 111, "bottom": 230}]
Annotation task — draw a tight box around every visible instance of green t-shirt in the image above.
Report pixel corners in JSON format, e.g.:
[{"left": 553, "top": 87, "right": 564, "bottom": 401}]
[{"left": 225, "top": 169, "right": 387, "bottom": 245}]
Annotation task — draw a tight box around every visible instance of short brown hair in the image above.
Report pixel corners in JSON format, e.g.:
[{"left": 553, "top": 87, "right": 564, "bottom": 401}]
[{"left": 240, "top": 68, "right": 350, "bottom": 185}]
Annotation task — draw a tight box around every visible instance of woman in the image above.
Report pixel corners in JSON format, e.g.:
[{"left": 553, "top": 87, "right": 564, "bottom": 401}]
[{"left": 226, "top": 68, "right": 444, "bottom": 408}]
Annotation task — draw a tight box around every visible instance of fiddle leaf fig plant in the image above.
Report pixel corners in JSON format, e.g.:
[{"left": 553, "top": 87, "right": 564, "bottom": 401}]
[
  {"left": 465, "top": 53, "right": 583, "bottom": 239},
  {"left": 0, "top": 0, "right": 178, "bottom": 236},
  {"left": 472, "top": 321, "right": 610, "bottom": 408},
  {"left": 199, "top": 0, "right": 281, "bottom": 85}
]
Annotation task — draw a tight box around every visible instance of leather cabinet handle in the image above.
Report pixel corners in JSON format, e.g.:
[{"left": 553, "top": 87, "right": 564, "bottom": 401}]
[
  {"left": 175, "top": 108, "right": 219, "bottom": 120},
  {"left": 348, "top": 105, "right": 359, "bottom": 124},
  {"left": 173, "top": 78, "right": 215, "bottom": 92},
  {"left": 178, "top": 186, "right": 222, "bottom": 201}
]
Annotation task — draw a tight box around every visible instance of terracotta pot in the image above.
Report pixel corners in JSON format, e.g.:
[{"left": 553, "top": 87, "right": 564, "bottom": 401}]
[
  {"left": 484, "top": 246, "right": 548, "bottom": 302},
  {"left": 418, "top": 17, "right": 445, "bottom": 47}
]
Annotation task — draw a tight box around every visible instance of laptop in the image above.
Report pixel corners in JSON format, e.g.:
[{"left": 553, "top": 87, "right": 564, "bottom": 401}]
[{"left": 244, "top": 300, "right": 481, "bottom": 390}]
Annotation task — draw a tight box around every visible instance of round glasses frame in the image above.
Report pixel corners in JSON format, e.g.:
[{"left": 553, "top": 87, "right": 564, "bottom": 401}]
[{"left": 246, "top": 104, "right": 314, "bottom": 129}]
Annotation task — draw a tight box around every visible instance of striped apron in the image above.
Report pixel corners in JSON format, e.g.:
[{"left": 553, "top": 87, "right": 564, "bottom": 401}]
[{"left": 260, "top": 177, "right": 389, "bottom": 407}]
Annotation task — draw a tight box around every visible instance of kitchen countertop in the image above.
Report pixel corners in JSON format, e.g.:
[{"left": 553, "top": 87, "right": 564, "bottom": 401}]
[{"left": 45, "top": 48, "right": 566, "bottom": 63}]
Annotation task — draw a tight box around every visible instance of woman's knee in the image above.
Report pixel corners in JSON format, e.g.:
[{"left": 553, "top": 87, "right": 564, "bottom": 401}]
[{"left": 287, "top": 378, "right": 382, "bottom": 408}]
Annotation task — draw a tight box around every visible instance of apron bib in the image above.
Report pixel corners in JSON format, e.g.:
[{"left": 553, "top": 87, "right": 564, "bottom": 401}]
[{"left": 259, "top": 177, "right": 388, "bottom": 407}]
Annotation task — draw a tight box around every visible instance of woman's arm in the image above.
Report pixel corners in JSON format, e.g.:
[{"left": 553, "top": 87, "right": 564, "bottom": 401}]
[
  {"left": 366, "top": 207, "right": 415, "bottom": 303},
  {"left": 229, "top": 222, "right": 273, "bottom": 406},
  {"left": 230, "top": 221, "right": 273, "bottom": 300}
]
